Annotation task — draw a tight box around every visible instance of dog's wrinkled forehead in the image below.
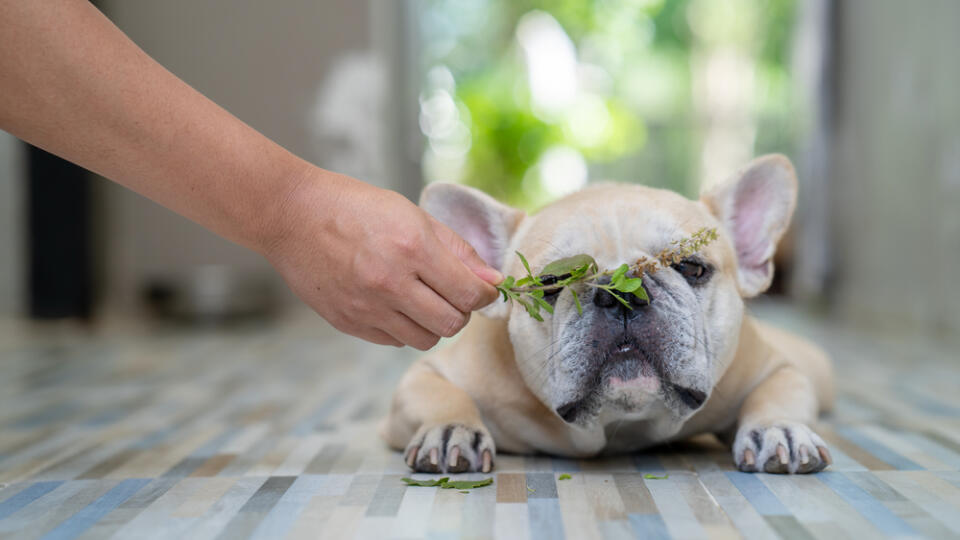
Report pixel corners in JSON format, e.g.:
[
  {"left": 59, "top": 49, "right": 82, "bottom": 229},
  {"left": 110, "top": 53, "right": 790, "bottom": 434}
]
[{"left": 510, "top": 184, "right": 723, "bottom": 271}]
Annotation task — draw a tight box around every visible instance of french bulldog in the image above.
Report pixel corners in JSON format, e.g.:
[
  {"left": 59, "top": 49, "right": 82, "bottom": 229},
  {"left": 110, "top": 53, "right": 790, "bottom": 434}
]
[{"left": 381, "top": 154, "right": 834, "bottom": 474}]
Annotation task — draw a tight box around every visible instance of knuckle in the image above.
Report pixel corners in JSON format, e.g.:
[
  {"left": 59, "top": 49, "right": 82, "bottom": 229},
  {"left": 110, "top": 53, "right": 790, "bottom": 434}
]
[
  {"left": 413, "top": 334, "right": 440, "bottom": 351},
  {"left": 458, "top": 286, "right": 488, "bottom": 311},
  {"left": 346, "top": 295, "right": 369, "bottom": 315},
  {"left": 440, "top": 312, "right": 469, "bottom": 338},
  {"left": 393, "top": 234, "right": 422, "bottom": 257},
  {"left": 455, "top": 238, "right": 478, "bottom": 260},
  {"left": 358, "top": 266, "right": 392, "bottom": 291}
]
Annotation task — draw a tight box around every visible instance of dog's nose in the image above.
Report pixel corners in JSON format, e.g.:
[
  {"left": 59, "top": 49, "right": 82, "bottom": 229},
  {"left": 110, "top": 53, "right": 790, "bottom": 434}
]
[
  {"left": 628, "top": 289, "right": 650, "bottom": 308},
  {"left": 592, "top": 276, "right": 651, "bottom": 311}
]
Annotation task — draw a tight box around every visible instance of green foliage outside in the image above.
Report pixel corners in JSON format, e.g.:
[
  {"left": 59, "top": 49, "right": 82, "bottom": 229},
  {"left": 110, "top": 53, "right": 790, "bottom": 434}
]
[{"left": 418, "top": 0, "right": 798, "bottom": 210}]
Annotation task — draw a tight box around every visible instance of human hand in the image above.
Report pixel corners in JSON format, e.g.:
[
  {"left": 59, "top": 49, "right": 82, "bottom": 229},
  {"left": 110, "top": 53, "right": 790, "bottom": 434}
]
[{"left": 262, "top": 169, "right": 502, "bottom": 349}]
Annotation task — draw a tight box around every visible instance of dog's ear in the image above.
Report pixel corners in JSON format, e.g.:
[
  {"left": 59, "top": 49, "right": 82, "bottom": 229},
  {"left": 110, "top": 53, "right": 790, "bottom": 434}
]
[
  {"left": 700, "top": 154, "right": 797, "bottom": 297},
  {"left": 420, "top": 183, "right": 525, "bottom": 319}
]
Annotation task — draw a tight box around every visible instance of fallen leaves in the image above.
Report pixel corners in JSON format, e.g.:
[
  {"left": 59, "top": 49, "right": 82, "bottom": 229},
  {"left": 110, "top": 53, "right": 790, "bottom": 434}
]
[{"left": 401, "top": 477, "right": 494, "bottom": 491}]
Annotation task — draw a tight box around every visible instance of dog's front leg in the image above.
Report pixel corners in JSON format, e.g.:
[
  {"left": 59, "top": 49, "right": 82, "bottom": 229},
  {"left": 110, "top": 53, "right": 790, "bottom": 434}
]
[
  {"left": 382, "top": 360, "right": 495, "bottom": 473},
  {"left": 730, "top": 365, "right": 832, "bottom": 474}
]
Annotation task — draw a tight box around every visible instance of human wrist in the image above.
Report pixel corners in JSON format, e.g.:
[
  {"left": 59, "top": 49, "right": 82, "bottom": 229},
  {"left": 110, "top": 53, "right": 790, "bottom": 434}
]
[{"left": 252, "top": 161, "right": 355, "bottom": 258}]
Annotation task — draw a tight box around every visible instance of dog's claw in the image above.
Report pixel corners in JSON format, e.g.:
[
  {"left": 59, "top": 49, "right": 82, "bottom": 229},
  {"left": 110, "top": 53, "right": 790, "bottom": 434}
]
[
  {"left": 776, "top": 444, "right": 789, "bottom": 465},
  {"left": 733, "top": 421, "right": 830, "bottom": 474},
  {"left": 404, "top": 423, "right": 495, "bottom": 473},
  {"left": 817, "top": 445, "right": 833, "bottom": 465}
]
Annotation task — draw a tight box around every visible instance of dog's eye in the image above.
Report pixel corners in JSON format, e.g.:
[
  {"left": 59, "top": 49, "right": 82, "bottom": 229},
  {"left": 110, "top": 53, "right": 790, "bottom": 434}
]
[
  {"left": 539, "top": 274, "right": 564, "bottom": 298},
  {"left": 672, "top": 260, "right": 709, "bottom": 284}
]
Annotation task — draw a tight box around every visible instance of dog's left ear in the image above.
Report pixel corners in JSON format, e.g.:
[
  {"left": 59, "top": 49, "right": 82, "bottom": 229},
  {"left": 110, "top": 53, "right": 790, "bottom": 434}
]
[{"left": 700, "top": 154, "right": 797, "bottom": 297}]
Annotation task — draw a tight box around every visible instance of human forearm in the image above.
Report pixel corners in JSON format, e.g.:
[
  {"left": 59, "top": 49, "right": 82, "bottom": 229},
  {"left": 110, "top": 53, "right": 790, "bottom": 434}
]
[
  {"left": 0, "top": 0, "right": 307, "bottom": 251},
  {"left": 0, "top": 0, "right": 503, "bottom": 349}
]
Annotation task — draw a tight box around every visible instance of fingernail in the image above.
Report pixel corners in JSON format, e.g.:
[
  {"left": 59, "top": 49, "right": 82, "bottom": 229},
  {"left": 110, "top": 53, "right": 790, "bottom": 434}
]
[
  {"left": 429, "top": 448, "right": 439, "bottom": 466},
  {"left": 448, "top": 446, "right": 460, "bottom": 468}
]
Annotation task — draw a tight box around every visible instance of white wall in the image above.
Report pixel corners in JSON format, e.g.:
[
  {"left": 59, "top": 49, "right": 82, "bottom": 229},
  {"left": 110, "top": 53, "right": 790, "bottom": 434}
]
[
  {"left": 0, "top": 132, "right": 22, "bottom": 316},
  {"left": 829, "top": 0, "right": 960, "bottom": 338},
  {"left": 95, "top": 0, "right": 409, "bottom": 312}
]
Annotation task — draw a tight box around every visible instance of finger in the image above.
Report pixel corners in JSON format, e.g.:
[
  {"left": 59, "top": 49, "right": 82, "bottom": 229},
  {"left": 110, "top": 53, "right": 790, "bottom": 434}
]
[
  {"left": 381, "top": 312, "right": 441, "bottom": 351},
  {"left": 333, "top": 321, "right": 403, "bottom": 347},
  {"left": 419, "top": 235, "right": 499, "bottom": 314},
  {"left": 356, "top": 328, "right": 404, "bottom": 347},
  {"left": 430, "top": 218, "right": 503, "bottom": 285},
  {"left": 400, "top": 281, "right": 470, "bottom": 338}
]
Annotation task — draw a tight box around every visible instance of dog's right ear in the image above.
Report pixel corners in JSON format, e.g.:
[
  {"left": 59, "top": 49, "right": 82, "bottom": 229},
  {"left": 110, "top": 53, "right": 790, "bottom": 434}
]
[{"left": 420, "top": 183, "right": 525, "bottom": 319}]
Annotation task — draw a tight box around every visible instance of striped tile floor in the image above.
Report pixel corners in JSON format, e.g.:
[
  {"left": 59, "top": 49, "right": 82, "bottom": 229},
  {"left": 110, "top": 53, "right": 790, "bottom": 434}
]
[{"left": 1, "top": 303, "right": 959, "bottom": 539}]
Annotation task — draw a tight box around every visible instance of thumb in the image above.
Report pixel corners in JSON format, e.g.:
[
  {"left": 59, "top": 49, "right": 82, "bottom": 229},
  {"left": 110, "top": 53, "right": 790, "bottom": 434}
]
[{"left": 429, "top": 218, "right": 503, "bottom": 286}]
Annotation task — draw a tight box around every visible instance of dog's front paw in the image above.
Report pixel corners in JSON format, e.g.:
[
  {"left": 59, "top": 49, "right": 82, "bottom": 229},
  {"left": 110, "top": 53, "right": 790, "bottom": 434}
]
[
  {"left": 404, "top": 423, "right": 495, "bottom": 473},
  {"left": 733, "top": 421, "right": 832, "bottom": 474}
]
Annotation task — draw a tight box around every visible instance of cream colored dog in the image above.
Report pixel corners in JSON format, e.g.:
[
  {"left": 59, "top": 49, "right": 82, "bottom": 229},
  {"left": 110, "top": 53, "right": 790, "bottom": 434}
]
[{"left": 382, "top": 154, "right": 834, "bottom": 474}]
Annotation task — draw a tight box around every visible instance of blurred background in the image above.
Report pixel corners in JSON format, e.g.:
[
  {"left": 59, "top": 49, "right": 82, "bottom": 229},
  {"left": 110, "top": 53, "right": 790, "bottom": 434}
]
[{"left": 1, "top": 0, "right": 959, "bottom": 344}]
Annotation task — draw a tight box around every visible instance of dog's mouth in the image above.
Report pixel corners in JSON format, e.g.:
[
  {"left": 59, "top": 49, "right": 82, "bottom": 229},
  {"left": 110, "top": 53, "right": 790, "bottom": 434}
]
[{"left": 553, "top": 339, "right": 707, "bottom": 424}]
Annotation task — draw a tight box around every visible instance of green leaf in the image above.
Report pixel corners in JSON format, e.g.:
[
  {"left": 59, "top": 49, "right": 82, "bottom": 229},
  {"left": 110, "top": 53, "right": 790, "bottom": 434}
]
[
  {"left": 459, "top": 490, "right": 470, "bottom": 494},
  {"left": 527, "top": 486, "right": 535, "bottom": 493},
  {"left": 558, "top": 473, "right": 572, "bottom": 481},
  {"left": 517, "top": 297, "right": 543, "bottom": 321},
  {"left": 570, "top": 289, "right": 582, "bottom": 315},
  {"left": 496, "top": 279, "right": 516, "bottom": 302},
  {"left": 632, "top": 284, "right": 649, "bottom": 301},
  {"left": 402, "top": 477, "right": 450, "bottom": 487},
  {"left": 643, "top": 473, "right": 668, "bottom": 480},
  {"left": 617, "top": 277, "right": 644, "bottom": 293},
  {"left": 516, "top": 251, "right": 534, "bottom": 278},
  {"left": 540, "top": 254, "right": 597, "bottom": 277},
  {"left": 611, "top": 263, "right": 629, "bottom": 281},
  {"left": 440, "top": 478, "right": 494, "bottom": 490},
  {"left": 557, "top": 269, "right": 587, "bottom": 286},
  {"left": 572, "top": 263, "right": 592, "bottom": 275},
  {"left": 403, "top": 477, "right": 494, "bottom": 490},
  {"left": 532, "top": 294, "right": 554, "bottom": 315}
]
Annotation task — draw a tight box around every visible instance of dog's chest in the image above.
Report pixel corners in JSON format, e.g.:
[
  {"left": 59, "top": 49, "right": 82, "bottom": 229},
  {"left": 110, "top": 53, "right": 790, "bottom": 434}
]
[
  {"left": 599, "top": 416, "right": 685, "bottom": 454},
  {"left": 493, "top": 414, "right": 684, "bottom": 457}
]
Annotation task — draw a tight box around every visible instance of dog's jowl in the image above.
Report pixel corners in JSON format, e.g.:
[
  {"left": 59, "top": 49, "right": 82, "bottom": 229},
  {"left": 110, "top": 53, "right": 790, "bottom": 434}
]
[{"left": 381, "top": 154, "right": 834, "bottom": 475}]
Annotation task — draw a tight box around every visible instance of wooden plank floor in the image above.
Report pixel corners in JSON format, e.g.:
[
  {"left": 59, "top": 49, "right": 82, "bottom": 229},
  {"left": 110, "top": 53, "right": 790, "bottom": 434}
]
[{"left": 1, "top": 303, "right": 959, "bottom": 539}]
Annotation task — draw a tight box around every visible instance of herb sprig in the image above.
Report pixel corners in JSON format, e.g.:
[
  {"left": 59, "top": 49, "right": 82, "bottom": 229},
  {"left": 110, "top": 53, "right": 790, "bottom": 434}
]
[{"left": 495, "top": 228, "right": 718, "bottom": 321}]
